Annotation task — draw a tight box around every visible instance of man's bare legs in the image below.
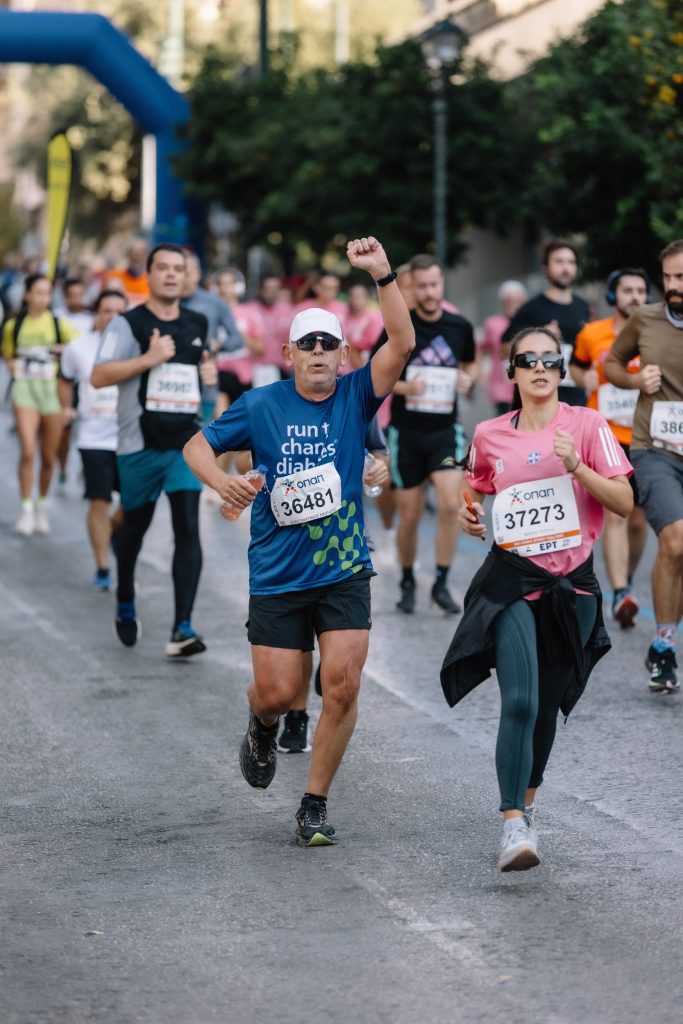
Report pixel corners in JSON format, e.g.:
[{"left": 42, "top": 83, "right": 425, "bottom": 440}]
[
  {"left": 306, "top": 629, "right": 367, "bottom": 797},
  {"left": 652, "top": 520, "right": 683, "bottom": 626},
  {"left": 604, "top": 504, "right": 648, "bottom": 626},
  {"left": 432, "top": 468, "right": 462, "bottom": 566}
]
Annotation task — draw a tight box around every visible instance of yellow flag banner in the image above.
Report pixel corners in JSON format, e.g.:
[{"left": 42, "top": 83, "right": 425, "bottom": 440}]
[{"left": 46, "top": 131, "right": 73, "bottom": 281}]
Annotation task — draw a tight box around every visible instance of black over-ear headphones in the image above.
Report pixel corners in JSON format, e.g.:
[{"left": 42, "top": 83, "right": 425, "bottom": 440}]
[
  {"left": 605, "top": 268, "right": 652, "bottom": 307},
  {"left": 506, "top": 354, "right": 566, "bottom": 380}
]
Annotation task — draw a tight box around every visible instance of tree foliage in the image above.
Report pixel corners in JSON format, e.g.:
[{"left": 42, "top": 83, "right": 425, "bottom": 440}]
[
  {"left": 514, "top": 0, "right": 683, "bottom": 280},
  {"left": 179, "top": 39, "right": 525, "bottom": 269}
]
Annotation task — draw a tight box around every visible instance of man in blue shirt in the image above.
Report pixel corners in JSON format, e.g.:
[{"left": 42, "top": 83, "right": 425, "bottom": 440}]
[{"left": 184, "top": 236, "right": 414, "bottom": 847}]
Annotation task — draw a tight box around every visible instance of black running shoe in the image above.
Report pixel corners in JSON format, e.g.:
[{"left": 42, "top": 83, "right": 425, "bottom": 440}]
[
  {"left": 278, "top": 710, "right": 311, "bottom": 753},
  {"left": 646, "top": 645, "right": 679, "bottom": 694},
  {"left": 239, "top": 711, "right": 279, "bottom": 789},
  {"left": 165, "top": 621, "right": 207, "bottom": 658},
  {"left": 115, "top": 601, "right": 140, "bottom": 647},
  {"left": 396, "top": 579, "right": 416, "bottom": 614},
  {"left": 430, "top": 582, "right": 461, "bottom": 615},
  {"left": 295, "top": 797, "right": 337, "bottom": 847}
]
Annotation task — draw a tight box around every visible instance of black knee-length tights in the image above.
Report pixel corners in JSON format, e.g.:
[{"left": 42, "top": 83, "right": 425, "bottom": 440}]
[
  {"left": 493, "top": 595, "right": 597, "bottom": 811},
  {"left": 116, "top": 490, "right": 202, "bottom": 628}
]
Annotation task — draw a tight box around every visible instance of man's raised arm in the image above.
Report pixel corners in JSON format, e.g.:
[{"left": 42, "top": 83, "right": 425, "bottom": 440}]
[{"left": 346, "top": 237, "right": 414, "bottom": 397}]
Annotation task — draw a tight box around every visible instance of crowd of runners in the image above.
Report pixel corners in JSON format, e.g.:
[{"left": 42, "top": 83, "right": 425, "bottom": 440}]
[{"left": 2, "top": 231, "right": 682, "bottom": 868}]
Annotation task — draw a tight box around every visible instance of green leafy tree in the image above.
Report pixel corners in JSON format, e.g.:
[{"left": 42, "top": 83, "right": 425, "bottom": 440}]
[
  {"left": 514, "top": 0, "right": 683, "bottom": 281},
  {"left": 179, "top": 37, "right": 526, "bottom": 269}
]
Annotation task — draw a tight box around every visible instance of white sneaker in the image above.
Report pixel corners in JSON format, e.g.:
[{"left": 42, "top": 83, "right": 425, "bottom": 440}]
[
  {"left": 33, "top": 502, "right": 50, "bottom": 534},
  {"left": 523, "top": 803, "right": 538, "bottom": 846},
  {"left": 15, "top": 505, "right": 35, "bottom": 536},
  {"left": 498, "top": 817, "right": 540, "bottom": 873}
]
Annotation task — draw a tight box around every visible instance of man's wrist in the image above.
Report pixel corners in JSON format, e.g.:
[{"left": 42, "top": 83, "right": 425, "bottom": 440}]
[{"left": 371, "top": 265, "right": 392, "bottom": 283}]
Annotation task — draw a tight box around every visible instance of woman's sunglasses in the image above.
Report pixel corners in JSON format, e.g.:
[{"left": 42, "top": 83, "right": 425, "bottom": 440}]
[
  {"left": 512, "top": 352, "right": 564, "bottom": 371},
  {"left": 293, "top": 333, "right": 342, "bottom": 351}
]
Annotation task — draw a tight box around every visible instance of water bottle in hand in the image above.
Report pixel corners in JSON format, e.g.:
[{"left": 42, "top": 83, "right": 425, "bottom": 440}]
[
  {"left": 221, "top": 464, "right": 268, "bottom": 521},
  {"left": 363, "top": 450, "right": 383, "bottom": 498}
]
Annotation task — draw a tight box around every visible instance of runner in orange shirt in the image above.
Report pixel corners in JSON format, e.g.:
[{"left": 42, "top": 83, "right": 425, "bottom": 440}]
[{"left": 570, "top": 268, "right": 650, "bottom": 627}]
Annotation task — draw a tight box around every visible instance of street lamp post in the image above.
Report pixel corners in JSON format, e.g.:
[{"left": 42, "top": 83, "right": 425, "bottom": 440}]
[
  {"left": 259, "top": 0, "right": 269, "bottom": 75},
  {"left": 419, "top": 18, "right": 466, "bottom": 270}
]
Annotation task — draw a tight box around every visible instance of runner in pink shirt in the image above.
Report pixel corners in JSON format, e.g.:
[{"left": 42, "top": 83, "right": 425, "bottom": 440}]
[
  {"left": 344, "top": 282, "right": 384, "bottom": 369},
  {"left": 441, "top": 326, "right": 633, "bottom": 874},
  {"left": 296, "top": 271, "right": 348, "bottom": 329},
  {"left": 240, "top": 275, "right": 293, "bottom": 379},
  {"left": 478, "top": 280, "right": 527, "bottom": 415}
]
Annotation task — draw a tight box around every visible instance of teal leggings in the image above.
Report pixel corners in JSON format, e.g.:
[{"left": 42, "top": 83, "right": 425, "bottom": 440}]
[{"left": 493, "top": 596, "right": 597, "bottom": 811}]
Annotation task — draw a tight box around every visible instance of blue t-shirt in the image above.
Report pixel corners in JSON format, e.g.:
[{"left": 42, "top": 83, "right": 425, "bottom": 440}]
[{"left": 202, "top": 363, "right": 384, "bottom": 595}]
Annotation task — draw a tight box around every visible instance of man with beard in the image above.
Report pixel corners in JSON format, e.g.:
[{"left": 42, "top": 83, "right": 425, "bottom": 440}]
[
  {"left": 372, "top": 253, "right": 477, "bottom": 616},
  {"left": 605, "top": 241, "right": 683, "bottom": 694},
  {"left": 571, "top": 269, "right": 650, "bottom": 628},
  {"left": 503, "top": 238, "right": 590, "bottom": 406}
]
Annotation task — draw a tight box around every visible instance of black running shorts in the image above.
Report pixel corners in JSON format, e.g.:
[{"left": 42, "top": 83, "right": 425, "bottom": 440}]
[
  {"left": 619, "top": 443, "right": 640, "bottom": 505},
  {"left": 246, "top": 570, "right": 374, "bottom": 651},
  {"left": 218, "top": 370, "right": 250, "bottom": 404},
  {"left": 387, "top": 423, "right": 466, "bottom": 489},
  {"left": 79, "top": 448, "right": 120, "bottom": 502}
]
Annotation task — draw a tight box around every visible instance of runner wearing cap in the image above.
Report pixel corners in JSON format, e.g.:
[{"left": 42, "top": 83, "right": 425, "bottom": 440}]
[
  {"left": 571, "top": 269, "right": 650, "bottom": 627},
  {"left": 605, "top": 240, "right": 683, "bottom": 694},
  {"left": 441, "top": 326, "right": 633, "bottom": 871},
  {"left": 183, "top": 236, "right": 414, "bottom": 847}
]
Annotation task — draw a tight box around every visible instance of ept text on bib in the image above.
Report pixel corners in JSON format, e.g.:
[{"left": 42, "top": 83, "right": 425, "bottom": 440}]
[{"left": 492, "top": 474, "right": 582, "bottom": 557}]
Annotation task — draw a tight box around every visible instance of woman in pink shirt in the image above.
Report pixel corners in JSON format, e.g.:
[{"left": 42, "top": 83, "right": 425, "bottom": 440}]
[{"left": 440, "top": 327, "right": 633, "bottom": 873}]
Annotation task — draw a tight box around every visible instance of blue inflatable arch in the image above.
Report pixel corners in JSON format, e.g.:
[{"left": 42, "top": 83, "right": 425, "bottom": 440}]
[{"left": 0, "top": 9, "right": 196, "bottom": 243}]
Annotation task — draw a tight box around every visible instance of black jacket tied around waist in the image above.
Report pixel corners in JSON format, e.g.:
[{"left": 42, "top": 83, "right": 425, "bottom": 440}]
[{"left": 440, "top": 544, "right": 610, "bottom": 717}]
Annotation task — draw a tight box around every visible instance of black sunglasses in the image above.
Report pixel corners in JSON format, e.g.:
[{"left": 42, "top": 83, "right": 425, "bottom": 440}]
[
  {"left": 512, "top": 352, "right": 564, "bottom": 371},
  {"left": 293, "top": 332, "right": 342, "bottom": 351}
]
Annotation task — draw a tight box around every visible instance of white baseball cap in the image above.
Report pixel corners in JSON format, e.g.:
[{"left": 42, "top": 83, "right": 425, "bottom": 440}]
[{"left": 289, "top": 307, "right": 345, "bottom": 344}]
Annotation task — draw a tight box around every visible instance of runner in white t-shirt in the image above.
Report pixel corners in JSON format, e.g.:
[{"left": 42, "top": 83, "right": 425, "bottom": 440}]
[
  {"left": 58, "top": 290, "right": 127, "bottom": 590},
  {"left": 441, "top": 326, "right": 633, "bottom": 873}
]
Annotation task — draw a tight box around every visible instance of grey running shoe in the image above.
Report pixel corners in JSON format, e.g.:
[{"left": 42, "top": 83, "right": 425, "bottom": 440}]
[
  {"left": 239, "top": 711, "right": 279, "bottom": 789},
  {"left": 646, "top": 645, "right": 679, "bottom": 694},
  {"left": 396, "top": 579, "right": 416, "bottom": 614},
  {"left": 295, "top": 797, "right": 337, "bottom": 847},
  {"left": 278, "top": 710, "right": 311, "bottom": 753},
  {"left": 523, "top": 803, "right": 538, "bottom": 846},
  {"left": 498, "top": 817, "right": 540, "bottom": 872}
]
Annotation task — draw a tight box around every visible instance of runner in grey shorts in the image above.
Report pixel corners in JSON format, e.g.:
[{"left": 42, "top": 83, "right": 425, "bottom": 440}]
[
  {"left": 605, "top": 238, "right": 683, "bottom": 695},
  {"left": 630, "top": 449, "right": 683, "bottom": 536}
]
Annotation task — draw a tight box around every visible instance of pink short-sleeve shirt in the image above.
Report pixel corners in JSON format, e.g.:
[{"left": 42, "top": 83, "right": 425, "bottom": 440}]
[{"left": 467, "top": 403, "right": 633, "bottom": 589}]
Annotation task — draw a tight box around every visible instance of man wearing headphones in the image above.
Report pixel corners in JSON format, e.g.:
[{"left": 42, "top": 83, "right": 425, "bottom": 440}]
[{"left": 571, "top": 270, "right": 650, "bottom": 628}]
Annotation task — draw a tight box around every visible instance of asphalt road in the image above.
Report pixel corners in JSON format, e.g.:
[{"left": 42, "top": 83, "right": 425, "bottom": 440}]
[{"left": 1, "top": 397, "right": 682, "bottom": 1024}]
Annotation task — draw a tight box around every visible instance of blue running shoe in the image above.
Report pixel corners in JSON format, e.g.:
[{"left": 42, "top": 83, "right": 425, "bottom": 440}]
[
  {"left": 165, "top": 620, "right": 207, "bottom": 658},
  {"left": 115, "top": 601, "right": 140, "bottom": 647},
  {"left": 92, "top": 569, "right": 112, "bottom": 592}
]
